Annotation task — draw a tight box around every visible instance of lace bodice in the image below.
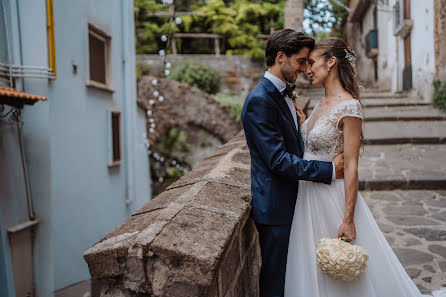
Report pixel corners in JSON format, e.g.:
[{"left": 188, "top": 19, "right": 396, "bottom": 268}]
[{"left": 301, "top": 99, "right": 363, "bottom": 161}]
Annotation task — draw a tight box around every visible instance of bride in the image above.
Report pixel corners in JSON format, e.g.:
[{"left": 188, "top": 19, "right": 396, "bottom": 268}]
[{"left": 284, "top": 37, "right": 446, "bottom": 297}]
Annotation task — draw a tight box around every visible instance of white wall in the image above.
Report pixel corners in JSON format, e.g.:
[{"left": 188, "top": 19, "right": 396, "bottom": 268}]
[
  {"left": 411, "top": 0, "right": 435, "bottom": 101},
  {"left": 376, "top": 1, "right": 395, "bottom": 91}
]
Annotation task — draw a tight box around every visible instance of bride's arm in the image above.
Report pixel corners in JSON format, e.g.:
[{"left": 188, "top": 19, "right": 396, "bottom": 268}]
[{"left": 337, "top": 116, "right": 362, "bottom": 242}]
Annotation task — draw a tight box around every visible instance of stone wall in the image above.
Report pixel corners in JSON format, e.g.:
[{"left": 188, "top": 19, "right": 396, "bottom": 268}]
[
  {"left": 83, "top": 131, "right": 261, "bottom": 297},
  {"left": 137, "top": 75, "right": 241, "bottom": 145},
  {"left": 136, "top": 55, "right": 266, "bottom": 99},
  {"left": 434, "top": 0, "right": 446, "bottom": 81}
]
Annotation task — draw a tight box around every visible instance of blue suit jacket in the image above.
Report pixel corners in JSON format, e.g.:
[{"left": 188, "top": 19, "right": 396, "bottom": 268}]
[{"left": 241, "top": 77, "right": 333, "bottom": 225}]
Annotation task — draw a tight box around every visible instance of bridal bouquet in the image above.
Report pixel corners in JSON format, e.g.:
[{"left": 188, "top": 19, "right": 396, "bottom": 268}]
[{"left": 316, "top": 238, "right": 369, "bottom": 281}]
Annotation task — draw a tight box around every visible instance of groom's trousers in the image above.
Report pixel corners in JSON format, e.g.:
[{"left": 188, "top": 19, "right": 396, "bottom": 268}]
[{"left": 256, "top": 223, "right": 292, "bottom": 297}]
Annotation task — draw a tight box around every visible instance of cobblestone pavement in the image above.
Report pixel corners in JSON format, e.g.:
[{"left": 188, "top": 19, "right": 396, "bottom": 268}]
[{"left": 362, "top": 190, "right": 446, "bottom": 294}]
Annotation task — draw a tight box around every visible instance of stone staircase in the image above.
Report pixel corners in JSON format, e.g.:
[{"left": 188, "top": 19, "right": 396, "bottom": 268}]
[{"left": 306, "top": 87, "right": 446, "bottom": 294}]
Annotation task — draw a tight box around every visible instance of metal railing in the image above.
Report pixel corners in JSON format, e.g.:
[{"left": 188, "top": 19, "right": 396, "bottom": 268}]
[{"left": 0, "top": 63, "right": 55, "bottom": 80}]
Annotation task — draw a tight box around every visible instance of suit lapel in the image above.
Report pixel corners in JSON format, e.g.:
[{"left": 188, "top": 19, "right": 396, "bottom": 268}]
[{"left": 260, "top": 78, "right": 304, "bottom": 154}]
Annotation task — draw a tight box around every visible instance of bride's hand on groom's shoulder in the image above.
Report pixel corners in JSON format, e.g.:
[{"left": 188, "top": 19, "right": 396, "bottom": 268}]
[{"left": 293, "top": 102, "right": 306, "bottom": 125}]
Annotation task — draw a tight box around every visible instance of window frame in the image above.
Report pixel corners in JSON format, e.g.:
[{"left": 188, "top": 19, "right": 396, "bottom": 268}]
[
  {"left": 107, "top": 109, "right": 122, "bottom": 167},
  {"left": 87, "top": 23, "right": 113, "bottom": 92}
]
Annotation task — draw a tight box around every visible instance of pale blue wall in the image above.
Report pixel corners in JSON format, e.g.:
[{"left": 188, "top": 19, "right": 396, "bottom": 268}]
[
  {"left": 0, "top": 0, "right": 151, "bottom": 296},
  {"left": 0, "top": 0, "right": 8, "bottom": 64}
]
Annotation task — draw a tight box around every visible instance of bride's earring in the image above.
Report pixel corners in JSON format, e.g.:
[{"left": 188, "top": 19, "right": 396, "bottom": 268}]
[{"left": 328, "top": 67, "right": 331, "bottom": 72}]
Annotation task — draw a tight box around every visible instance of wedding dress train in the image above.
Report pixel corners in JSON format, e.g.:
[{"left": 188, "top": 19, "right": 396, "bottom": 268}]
[{"left": 284, "top": 99, "right": 446, "bottom": 297}]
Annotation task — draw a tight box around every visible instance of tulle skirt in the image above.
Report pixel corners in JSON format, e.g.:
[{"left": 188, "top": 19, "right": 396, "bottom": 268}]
[{"left": 284, "top": 152, "right": 445, "bottom": 297}]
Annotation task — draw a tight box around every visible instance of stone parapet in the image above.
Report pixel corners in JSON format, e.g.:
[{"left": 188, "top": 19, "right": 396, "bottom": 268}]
[{"left": 83, "top": 131, "right": 261, "bottom": 297}]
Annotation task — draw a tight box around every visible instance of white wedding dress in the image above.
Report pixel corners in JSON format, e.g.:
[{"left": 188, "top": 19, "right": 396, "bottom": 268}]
[{"left": 284, "top": 99, "right": 446, "bottom": 297}]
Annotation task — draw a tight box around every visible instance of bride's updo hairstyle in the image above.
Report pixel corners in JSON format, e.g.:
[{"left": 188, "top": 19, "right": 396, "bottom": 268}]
[{"left": 314, "top": 37, "right": 360, "bottom": 99}]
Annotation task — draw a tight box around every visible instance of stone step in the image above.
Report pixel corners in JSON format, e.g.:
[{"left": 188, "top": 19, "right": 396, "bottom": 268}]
[
  {"left": 358, "top": 144, "right": 446, "bottom": 191},
  {"left": 306, "top": 105, "right": 446, "bottom": 121},
  {"left": 363, "top": 121, "right": 446, "bottom": 144},
  {"left": 360, "top": 92, "right": 407, "bottom": 99},
  {"left": 364, "top": 106, "right": 446, "bottom": 121},
  {"left": 307, "top": 88, "right": 407, "bottom": 99},
  {"left": 308, "top": 98, "right": 430, "bottom": 109}
]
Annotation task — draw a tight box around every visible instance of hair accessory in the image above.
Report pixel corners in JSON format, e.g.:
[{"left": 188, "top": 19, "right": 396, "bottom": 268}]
[{"left": 344, "top": 49, "right": 356, "bottom": 65}]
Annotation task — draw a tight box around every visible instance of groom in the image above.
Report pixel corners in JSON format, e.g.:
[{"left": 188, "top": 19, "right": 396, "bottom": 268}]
[{"left": 241, "top": 29, "right": 344, "bottom": 297}]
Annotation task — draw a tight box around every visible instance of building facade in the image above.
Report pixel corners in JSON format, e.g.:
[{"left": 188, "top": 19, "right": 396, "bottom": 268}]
[
  {"left": 434, "top": 0, "right": 446, "bottom": 82},
  {"left": 345, "top": 0, "right": 436, "bottom": 101},
  {"left": 0, "top": 0, "right": 151, "bottom": 296}
]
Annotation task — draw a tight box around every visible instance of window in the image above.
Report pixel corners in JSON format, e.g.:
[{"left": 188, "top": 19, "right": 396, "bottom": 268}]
[
  {"left": 88, "top": 24, "right": 111, "bottom": 90},
  {"left": 108, "top": 111, "right": 122, "bottom": 166}
]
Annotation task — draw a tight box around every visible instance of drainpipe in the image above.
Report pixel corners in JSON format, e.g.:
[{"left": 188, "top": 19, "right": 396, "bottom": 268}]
[
  {"left": 16, "top": 111, "right": 35, "bottom": 220},
  {"left": 120, "top": 0, "right": 133, "bottom": 206}
]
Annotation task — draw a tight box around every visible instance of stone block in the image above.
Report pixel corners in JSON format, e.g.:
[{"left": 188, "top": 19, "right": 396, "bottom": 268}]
[
  {"left": 404, "top": 228, "right": 446, "bottom": 241},
  {"left": 224, "top": 258, "right": 249, "bottom": 297},
  {"left": 133, "top": 185, "right": 193, "bottom": 216},
  {"left": 394, "top": 248, "right": 434, "bottom": 266},
  {"left": 145, "top": 256, "right": 170, "bottom": 296},
  {"left": 232, "top": 151, "right": 250, "bottom": 165},
  {"left": 206, "top": 277, "right": 219, "bottom": 297},
  {"left": 225, "top": 167, "right": 251, "bottom": 186},
  {"left": 240, "top": 219, "right": 257, "bottom": 259},
  {"left": 83, "top": 232, "right": 137, "bottom": 279},
  {"left": 100, "top": 286, "right": 126, "bottom": 297},
  {"left": 219, "top": 235, "right": 241, "bottom": 296},
  {"left": 151, "top": 206, "right": 240, "bottom": 286},
  {"left": 164, "top": 281, "right": 205, "bottom": 297},
  {"left": 428, "top": 244, "right": 446, "bottom": 259},
  {"left": 246, "top": 240, "right": 261, "bottom": 297},
  {"left": 193, "top": 182, "right": 251, "bottom": 219}
]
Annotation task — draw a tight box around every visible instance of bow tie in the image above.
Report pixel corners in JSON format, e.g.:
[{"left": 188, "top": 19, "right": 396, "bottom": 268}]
[{"left": 282, "top": 84, "right": 296, "bottom": 100}]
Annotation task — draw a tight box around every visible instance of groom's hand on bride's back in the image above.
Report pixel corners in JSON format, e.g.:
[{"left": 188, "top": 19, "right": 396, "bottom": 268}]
[{"left": 333, "top": 153, "right": 344, "bottom": 179}]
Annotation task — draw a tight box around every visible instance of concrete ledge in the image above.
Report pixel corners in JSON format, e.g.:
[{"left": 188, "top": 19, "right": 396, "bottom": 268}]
[{"left": 83, "top": 130, "right": 260, "bottom": 297}]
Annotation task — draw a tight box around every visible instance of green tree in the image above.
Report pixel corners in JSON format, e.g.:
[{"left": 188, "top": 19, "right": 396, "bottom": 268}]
[
  {"left": 304, "top": 0, "right": 349, "bottom": 39},
  {"left": 134, "top": 0, "right": 285, "bottom": 59}
]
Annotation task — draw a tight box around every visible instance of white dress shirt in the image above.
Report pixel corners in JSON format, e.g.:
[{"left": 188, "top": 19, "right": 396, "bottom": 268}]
[{"left": 263, "top": 71, "right": 337, "bottom": 180}]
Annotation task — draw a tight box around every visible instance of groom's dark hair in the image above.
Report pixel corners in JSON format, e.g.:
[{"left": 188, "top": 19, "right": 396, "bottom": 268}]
[{"left": 265, "top": 29, "right": 315, "bottom": 67}]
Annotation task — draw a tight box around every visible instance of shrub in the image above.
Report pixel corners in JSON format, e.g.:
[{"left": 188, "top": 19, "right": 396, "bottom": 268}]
[
  {"left": 433, "top": 79, "right": 446, "bottom": 110},
  {"left": 136, "top": 61, "right": 150, "bottom": 78},
  {"left": 213, "top": 89, "right": 243, "bottom": 122},
  {"left": 168, "top": 61, "right": 220, "bottom": 94}
]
